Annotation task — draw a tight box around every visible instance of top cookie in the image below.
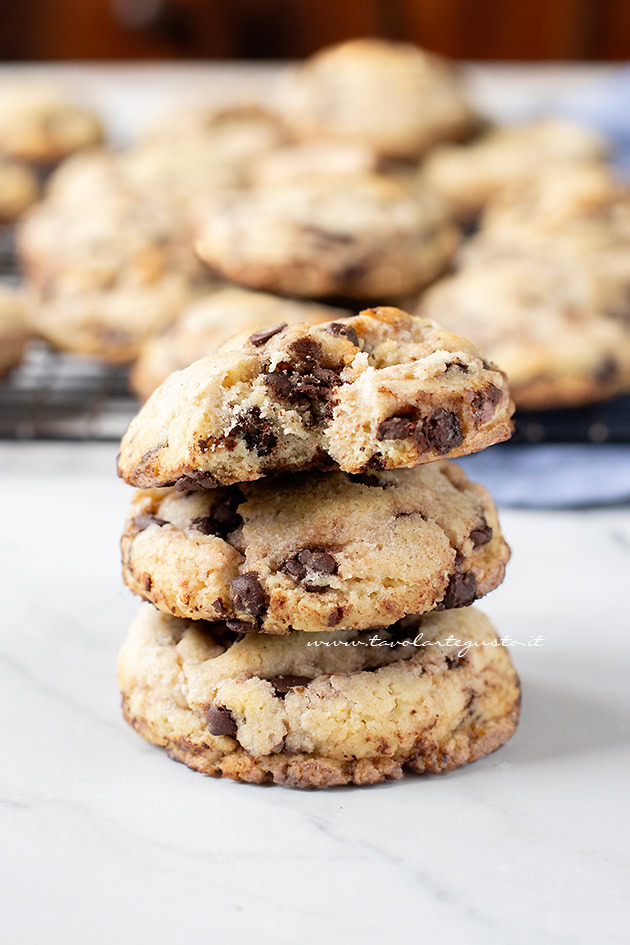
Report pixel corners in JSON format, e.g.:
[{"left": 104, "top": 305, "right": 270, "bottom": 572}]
[
  {"left": 118, "top": 306, "right": 514, "bottom": 489},
  {"left": 278, "top": 38, "right": 478, "bottom": 159},
  {"left": 422, "top": 119, "right": 608, "bottom": 222}
]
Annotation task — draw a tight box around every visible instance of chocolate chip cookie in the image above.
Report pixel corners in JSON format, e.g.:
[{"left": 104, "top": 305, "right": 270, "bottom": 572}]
[
  {"left": 420, "top": 242, "right": 630, "bottom": 410},
  {"left": 479, "top": 162, "right": 630, "bottom": 254},
  {"left": 0, "top": 286, "right": 29, "bottom": 377},
  {"left": 131, "top": 287, "right": 351, "bottom": 402},
  {"left": 422, "top": 118, "right": 608, "bottom": 222},
  {"left": 195, "top": 173, "right": 459, "bottom": 299},
  {"left": 277, "top": 38, "right": 478, "bottom": 160},
  {"left": 121, "top": 461, "right": 509, "bottom": 633},
  {"left": 119, "top": 604, "right": 520, "bottom": 788},
  {"left": 0, "top": 84, "right": 102, "bottom": 164},
  {"left": 119, "top": 307, "right": 513, "bottom": 489},
  {"left": 19, "top": 147, "right": 215, "bottom": 363}
]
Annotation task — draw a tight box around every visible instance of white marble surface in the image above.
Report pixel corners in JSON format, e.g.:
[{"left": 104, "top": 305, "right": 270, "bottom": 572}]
[{"left": 2, "top": 441, "right": 629, "bottom": 944}]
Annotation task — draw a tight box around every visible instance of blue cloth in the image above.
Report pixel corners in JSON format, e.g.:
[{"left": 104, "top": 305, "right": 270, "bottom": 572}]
[{"left": 459, "top": 445, "right": 630, "bottom": 508}]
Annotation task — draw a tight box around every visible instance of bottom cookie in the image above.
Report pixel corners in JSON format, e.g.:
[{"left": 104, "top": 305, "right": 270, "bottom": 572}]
[{"left": 118, "top": 605, "right": 520, "bottom": 788}]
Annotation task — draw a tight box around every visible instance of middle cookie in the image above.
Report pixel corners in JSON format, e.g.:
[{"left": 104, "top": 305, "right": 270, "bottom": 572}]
[{"left": 122, "top": 461, "right": 509, "bottom": 634}]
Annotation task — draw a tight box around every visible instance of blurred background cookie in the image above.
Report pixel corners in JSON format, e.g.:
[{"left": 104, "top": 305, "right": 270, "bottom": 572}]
[
  {"left": 277, "top": 38, "right": 479, "bottom": 159},
  {"left": 419, "top": 243, "right": 630, "bottom": 409},
  {"left": 195, "top": 172, "right": 459, "bottom": 299},
  {"left": 0, "top": 84, "right": 103, "bottom": 165},
  {"left": 422, "top": 118, "right": 609, "bottom": 223}
]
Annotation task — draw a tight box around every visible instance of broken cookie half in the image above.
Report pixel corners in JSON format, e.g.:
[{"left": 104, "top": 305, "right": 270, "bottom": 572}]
[{"left": 118, "top": 306, "right": 514, "bottom": 490}]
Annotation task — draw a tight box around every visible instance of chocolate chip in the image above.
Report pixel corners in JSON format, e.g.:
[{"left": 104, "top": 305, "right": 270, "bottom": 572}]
[
  {"left": 415, "top": 409, "right": 463, "bottom": 455},
  {"left": 446, "top": 655, "right": 465, "bottom": 670},
  {"left": 594, "top": 356, "right": 618, "bottom": 384},
  {"left": 264, "top": 371, "right": 293, "bottom": 399},
  {"left": 134, "top": 512, "right": 167, "bottom": 531},
  {"left": 143, "top": 574, "right": 152, "bottom": 592},
  {"left": 264, "top": 361, "right": 342, "bottom": 423},
  {"left": 175, "top": 471, "right": 219, "bottom": 491},
  {"left": 231, "top": 572, "right": 267, "bottom": 619},
  {"left": 470, "top": 524, "right": 493, "bottom": 547},
  {"left": 229, "top": 407, "right": 277, "bottom": 457},
  {"left": 209, "top": 487, "right": 244, "bottom": 535},
  {"left": 326, "top": 322, "right": 359, "bottom": 347},
  {"left": 328, "top": 607, "right": 343, "bottom": 626},
  {"left": 225, "top": 619, "right": 260, "bottom": 633},
  {"left": 283, "top": 548, "right": 338, "bottom": 591},
  {"left": 376, "top": 416, "right": 416, "bottom": 440},
  {"left": 248, "top": 323, "right": 287, "bottom": 347},
  {"left": 445, "top": 360, "right": 469, "bottom": 374},
  {"left": 288, "top": 337, "right": 323, "bottom": 362},
  {"left": 191, "top": 488, "right": 244, "bottom": 538},
  {"left": 206, "top": 704, "right": 237, "bottom": 737},
  {"left": 441, "top": 572, "right": 477, "bottom": 609},
  {"left": 470, "top": 384, "right": 502, "bottom": 425},
  {"left": 197, "top": 438, "right": 209, "bottom": 453},
  {"left": 267, "top": 674, "right": 312, "bottom": 696}
]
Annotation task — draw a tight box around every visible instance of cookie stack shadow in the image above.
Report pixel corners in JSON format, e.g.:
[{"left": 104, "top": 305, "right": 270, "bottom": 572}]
[{"left": 116, "top": 305, "right": 521, "bottom": 789}]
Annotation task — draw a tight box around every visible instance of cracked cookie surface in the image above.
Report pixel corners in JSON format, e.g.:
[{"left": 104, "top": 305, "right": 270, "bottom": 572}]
[
  {"left": 118, "top": 307, "right": 514, "bottom": 489},
  {"left": 121, "top": 461, "right": 509, "bottom": 634},
  {"left": 118, "top": 604, "right": 520, "bottom": 788}
]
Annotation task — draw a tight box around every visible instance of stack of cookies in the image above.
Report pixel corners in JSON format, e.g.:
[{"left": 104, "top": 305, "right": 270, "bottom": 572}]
[{"left": 116, "top": 306, "right": 521, "bottom": 788}]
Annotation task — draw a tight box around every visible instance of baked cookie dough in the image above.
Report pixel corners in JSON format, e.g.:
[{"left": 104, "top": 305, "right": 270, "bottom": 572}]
[
  {"left": 118, "top": 307, "right": 514, "bottom": 489},
  {"left": 278, "top": 38, "right": 478, "bottom": 159},
  {"left": 195, "top": 172, "right": 459, "bottom": 299},
  {"left": 420, "top": 243, "right": 630, "bottom": 410},
  {"left": 422, "top": 118, "right": 608, "bottom": 222},
  {"left": 122, "top": 461, "right": 509, "bottom": 633},
  {"left": 0, "top": 285, "right": 29, "bottom": 377},
  {"left": 0, "top": 84, "right": 102, "bottom": 163},
  {"left": 118, "top": 604, "right": 520, "bottom": 788},
  {"left": 0, "top": 158, "right": 38, "bottom": 222},
  {"left": 131, "top": 287, "right": 350, "bottom": 401}
]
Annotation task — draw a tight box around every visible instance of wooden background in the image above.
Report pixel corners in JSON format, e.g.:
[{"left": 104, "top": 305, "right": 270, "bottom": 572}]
[{"left": 1, "top": 0, "right": 630, "bottom": 60}]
